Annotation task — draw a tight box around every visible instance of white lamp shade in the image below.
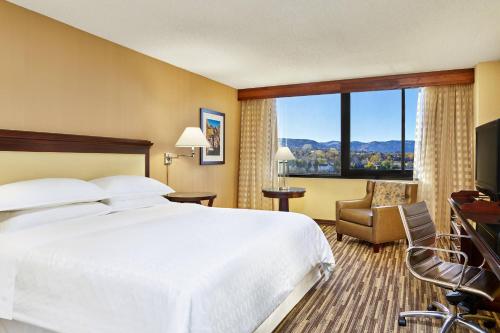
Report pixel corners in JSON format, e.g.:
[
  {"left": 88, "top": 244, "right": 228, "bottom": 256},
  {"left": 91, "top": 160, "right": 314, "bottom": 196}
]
[
  {"left": 275, "top": 147, "right": 296, "bottom": 160},
  {"left": 175, "top": 127, "right": 211, "bottom": 147}
]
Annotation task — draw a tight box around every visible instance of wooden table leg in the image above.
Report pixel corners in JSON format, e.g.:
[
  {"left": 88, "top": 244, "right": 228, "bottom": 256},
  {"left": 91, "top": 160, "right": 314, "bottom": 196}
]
[
  {"left": 208, "top": 198, "right": 214, "bottom": 207},
  {"left": 279, "top": 198, "right": 289, "bottom": 212}
]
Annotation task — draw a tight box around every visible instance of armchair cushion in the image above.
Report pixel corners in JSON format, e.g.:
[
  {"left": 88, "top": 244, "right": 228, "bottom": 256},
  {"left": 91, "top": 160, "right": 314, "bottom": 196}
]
[
  {"left": 371, "top": 181, "right": 407, "bottom": 207},
  {"left": 339, "top": 208, "right": 373, "bottom": 227}
]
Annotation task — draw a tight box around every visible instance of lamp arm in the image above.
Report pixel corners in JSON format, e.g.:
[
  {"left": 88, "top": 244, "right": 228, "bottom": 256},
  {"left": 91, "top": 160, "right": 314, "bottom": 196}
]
[{"left": 164, "top": 147, "right": 196, "bottom": 165}]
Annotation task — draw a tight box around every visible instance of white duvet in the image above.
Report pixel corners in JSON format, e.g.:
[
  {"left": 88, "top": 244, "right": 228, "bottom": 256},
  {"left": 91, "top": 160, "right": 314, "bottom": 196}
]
[{"left": 0, "top": 203, "right": 334, "bottom": 333}]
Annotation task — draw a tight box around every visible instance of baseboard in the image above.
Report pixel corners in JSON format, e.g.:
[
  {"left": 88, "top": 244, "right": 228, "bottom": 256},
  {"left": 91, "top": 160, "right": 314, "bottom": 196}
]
[{"left": 314, "top": 219, "right": 336, "bottom": 225}]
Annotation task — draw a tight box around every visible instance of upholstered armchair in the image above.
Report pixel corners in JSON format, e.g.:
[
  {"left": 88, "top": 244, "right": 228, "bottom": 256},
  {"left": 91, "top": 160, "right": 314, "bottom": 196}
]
[{"left": 336, "top": 180, "right": 418, "bottom": 253}]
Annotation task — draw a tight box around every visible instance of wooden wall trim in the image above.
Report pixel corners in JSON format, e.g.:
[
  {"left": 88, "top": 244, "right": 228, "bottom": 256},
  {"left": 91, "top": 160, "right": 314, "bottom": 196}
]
[
  {"left": 0, "top": 129, "right": 153, "bottom": 176},
  {"left": 238, "top": 68, "right": 474, "bottom": 100}
]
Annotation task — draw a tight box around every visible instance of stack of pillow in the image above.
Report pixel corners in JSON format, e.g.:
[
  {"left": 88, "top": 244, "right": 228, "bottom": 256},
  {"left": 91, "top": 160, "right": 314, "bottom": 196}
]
[
  {"left": 90, "top": 175, "right": 174, "bottom": 212},
  {"left": 0, "top": 176, "right": 175, "bottom": 232}
]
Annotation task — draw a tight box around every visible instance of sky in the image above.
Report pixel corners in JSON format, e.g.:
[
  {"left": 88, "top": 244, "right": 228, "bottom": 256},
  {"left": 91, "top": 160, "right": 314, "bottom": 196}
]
[
  {"left": 207, "top": 119, "right": 220, "bottom": 128},
  {"left": 277, "top": 88, "right": 418, "bottom": 142}
]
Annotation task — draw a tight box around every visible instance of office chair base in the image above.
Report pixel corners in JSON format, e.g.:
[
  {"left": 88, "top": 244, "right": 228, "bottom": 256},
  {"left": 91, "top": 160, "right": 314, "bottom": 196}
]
[{"left": 398, "top": 308, "right": 496, "bottom": 333}]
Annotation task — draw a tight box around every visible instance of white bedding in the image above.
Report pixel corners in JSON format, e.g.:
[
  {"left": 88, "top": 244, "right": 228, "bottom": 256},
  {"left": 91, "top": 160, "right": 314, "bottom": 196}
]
[{"left": 0, "top": 203, "right": 334, "bottom": 333}]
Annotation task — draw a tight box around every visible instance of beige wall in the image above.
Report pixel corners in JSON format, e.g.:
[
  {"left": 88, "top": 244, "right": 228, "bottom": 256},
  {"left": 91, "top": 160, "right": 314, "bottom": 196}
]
[
  {"left": 286, "top": 178, "right": 367, "bottom": 220},
  {"left": 474, "top": 61, "right": 500, "bottom": 126},
  {"left": 0, "top": 2, "right": 240, "bottom": 208}
]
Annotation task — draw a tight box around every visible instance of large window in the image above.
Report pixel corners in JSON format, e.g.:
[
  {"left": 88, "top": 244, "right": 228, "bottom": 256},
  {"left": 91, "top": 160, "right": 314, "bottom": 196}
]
[
  {"left": 277, "top": 94, "right": 341, "bottom": 176},
  {"left": 277, "top": 88, "right": 419, "bottom": 178},
  {"left": 350, "top": 90, "right": 402, "bottom": 171}
]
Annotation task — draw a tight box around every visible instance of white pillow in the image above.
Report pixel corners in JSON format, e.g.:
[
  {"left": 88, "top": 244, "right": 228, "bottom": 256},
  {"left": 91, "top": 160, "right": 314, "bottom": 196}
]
[
  {"left": 90, "top": 175, "right": 174, "bottom": 199},
  {"left": 0, "top": 178, "right": 109, "bottom": 212},
  {"left": 0, "top": 202, "right": 111, "bottom": 233},
  {"left": 103, "top": 195, "right": 170, "bottom": 212}
]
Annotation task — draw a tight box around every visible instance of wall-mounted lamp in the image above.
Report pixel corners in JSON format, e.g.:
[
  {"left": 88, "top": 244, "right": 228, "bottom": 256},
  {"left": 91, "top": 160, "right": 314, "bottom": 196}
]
[
  {"left": 275, "top": 146, "right": 296, "bottom": 190},
  {"left": 164, "top": 127, "right": 211, "bottom": 185},
  {"left": 164, "top": 127, "right": 211, "bottom": 166}
]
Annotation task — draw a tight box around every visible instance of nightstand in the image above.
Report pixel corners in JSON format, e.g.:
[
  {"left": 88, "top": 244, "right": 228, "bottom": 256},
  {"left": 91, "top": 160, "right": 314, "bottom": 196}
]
[
  {"left": 165, "top": 192, "right": 217, "bottom": 207},
  {"left": 262, "top": 187, "right": 306, "bottom": 212}
]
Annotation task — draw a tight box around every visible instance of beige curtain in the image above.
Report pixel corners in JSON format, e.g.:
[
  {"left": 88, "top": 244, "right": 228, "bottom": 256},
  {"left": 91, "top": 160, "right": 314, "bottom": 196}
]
[
  {"left": 238, "top": 99, "right": 278, "bottom": 209},
  {"left": 413, "top": 84, "right": 474, "bottom": 232}
]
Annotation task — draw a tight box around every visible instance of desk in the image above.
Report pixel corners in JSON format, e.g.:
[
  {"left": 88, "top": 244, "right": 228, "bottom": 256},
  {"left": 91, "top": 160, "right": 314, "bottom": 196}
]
[{"left": 448, "top": 197, "right": 500, "bottom": 280}]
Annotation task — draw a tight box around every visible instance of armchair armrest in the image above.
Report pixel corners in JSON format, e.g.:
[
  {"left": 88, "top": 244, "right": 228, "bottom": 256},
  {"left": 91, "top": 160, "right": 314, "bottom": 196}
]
[
  {"left": 337, "top": 198, "right": 371, "bottom": 210},
  {"left": 407, "top": 245, "right": 469, "bottom": 290},
  {"left": 372, "top": 205, "right": 406, "bottom": 243},
  {"left": 336, "top": 198, "right": 371, "bottom": 223},
  {"left": 336, "top": 181, "right": 374, "bottom": 222}
]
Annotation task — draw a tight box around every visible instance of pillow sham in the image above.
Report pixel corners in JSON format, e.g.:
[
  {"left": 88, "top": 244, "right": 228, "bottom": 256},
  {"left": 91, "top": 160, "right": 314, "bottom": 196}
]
[
  {"left": 90, "top": 175, "right": 174, "bottom": 199},
  {"left": 0, "top": 178, "right": 109, "bottom": 212},
  {"left": 0, "top": 202, "right": 111, "bottom": 233},
  {"left": 103, "top": 195, "right": 170, "bottom": 212}
]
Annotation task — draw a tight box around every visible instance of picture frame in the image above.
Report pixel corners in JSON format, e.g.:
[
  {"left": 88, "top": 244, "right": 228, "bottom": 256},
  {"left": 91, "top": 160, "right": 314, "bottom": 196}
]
[{"left": 200, "top": 108, "right": 225, "bottom": 165}]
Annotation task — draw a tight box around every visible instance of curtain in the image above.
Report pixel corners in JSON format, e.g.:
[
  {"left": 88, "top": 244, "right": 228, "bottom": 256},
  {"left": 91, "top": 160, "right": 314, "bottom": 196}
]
[
  {"left": 238, "top": 99, "right": 278, "bottom": 209},
  {"left": 413, "top": 84, "right": 474, "bottom": 232}
]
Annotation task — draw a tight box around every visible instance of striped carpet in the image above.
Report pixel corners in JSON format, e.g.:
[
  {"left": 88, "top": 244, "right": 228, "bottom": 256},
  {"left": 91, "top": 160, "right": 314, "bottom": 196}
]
[{"left": 274, "top": 225, "right": 499, "bottom": 333}]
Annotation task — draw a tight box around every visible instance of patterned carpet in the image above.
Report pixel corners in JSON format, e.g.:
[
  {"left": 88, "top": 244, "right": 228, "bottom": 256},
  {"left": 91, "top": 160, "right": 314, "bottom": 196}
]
[{"left": 274, "top": 225, "right": 499, "bottom": 333}]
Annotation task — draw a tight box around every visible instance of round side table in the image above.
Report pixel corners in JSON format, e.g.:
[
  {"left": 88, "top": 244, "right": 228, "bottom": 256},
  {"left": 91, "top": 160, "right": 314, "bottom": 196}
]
[
  {"left": 166, "top": 192, "right": 217, "bottom": 207},
  {"left": 262, "top": 187, "right": 306, "bottom": 212}
]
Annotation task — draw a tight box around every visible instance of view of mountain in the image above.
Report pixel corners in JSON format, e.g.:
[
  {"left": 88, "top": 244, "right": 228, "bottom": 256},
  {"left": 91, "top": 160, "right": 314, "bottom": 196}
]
[{"left": 279, "top": 138, "right": 415, "bottom": 153}]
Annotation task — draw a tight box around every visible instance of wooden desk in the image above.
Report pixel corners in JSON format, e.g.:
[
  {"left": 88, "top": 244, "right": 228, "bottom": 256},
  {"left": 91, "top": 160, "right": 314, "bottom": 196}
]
[
  {"left": 262, "top": 187, "right": 305, "bottom": 212},
  {"left": 448, "top": 198, "right": 500, "bottom": 280}
]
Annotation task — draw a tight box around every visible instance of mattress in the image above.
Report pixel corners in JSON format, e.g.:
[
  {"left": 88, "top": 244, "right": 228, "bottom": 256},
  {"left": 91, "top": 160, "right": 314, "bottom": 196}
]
[{"left": 0, "top": 203, "right": 334, "bottom": 333}]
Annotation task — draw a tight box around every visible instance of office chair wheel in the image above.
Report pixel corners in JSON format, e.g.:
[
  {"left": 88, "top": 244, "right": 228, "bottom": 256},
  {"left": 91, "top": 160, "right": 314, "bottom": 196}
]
[
  {"left": 398, "top": 316, "right": 407, "bottom": 327},
  {"left": 483, "top": 320, "right": 496, "bottom": 329},
  {"left": 427, "top": 304, "right": 437, "bottom": 311}
]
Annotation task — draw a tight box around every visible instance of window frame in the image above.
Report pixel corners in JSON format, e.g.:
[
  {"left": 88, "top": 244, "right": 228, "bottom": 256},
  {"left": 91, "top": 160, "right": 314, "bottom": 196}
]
[{"left": 285, "top": 88, "right": 415, "bottom": 180}]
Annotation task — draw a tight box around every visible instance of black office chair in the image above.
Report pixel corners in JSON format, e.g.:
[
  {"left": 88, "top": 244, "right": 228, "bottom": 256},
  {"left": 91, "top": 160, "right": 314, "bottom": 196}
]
[{"left": 398, "top": 202, "right": 499, "bottom": 333}]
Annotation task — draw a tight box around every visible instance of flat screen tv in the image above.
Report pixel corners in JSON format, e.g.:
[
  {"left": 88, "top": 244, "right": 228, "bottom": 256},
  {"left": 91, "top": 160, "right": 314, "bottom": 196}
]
[{"left": 476, "top": 118, "right": 500, "bottom": 201}]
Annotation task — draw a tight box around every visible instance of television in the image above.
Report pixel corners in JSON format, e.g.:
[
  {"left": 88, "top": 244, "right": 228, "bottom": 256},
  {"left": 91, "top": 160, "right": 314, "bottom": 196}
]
[{"left": 476, "top": 118, "right": 500, "bottom": 201}]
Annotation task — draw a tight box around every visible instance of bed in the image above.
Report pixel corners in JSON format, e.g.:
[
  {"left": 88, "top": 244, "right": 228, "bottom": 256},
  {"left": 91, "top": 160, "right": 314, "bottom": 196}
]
[{"left": 0, "top": 129, "right": 335, "bottom": 333}]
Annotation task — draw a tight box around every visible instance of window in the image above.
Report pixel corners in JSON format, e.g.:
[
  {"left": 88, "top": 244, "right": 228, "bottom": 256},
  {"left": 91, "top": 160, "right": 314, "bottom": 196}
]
[
  {"left": 276, "top": 88, "right": 420, "bottom": 179},
  {"left": 404, "top": 88, "right": 419, "bottom": 170},
  {"left": 277, "top": 94, "right": 341, "bottom": 176},
  {"left": 350, "top": 90, "right": 402, "bottom": 171}
]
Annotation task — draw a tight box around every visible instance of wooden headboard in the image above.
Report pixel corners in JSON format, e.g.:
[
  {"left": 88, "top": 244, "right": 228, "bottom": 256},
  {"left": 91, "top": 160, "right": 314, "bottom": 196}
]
[{"left": 0, "top": 129, "right": 153, "bottom": 182}]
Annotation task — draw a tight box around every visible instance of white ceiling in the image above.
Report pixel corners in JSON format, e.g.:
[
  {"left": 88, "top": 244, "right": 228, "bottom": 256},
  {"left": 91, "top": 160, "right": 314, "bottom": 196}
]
[{"left": 8, "top": 0, "right": 500, "bottom": 89}]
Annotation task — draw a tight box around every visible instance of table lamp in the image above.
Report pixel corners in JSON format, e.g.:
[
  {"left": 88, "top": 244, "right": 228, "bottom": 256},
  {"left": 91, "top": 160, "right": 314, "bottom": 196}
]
[{"left": 275, "top": 146, "right": 296, "bottom": 190}]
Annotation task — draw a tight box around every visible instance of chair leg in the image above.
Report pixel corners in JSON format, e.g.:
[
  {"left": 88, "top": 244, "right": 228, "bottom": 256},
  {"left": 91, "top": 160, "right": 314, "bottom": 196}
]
[
  {"left": 337, "top": 233, "right": 342, "bottom": 241},
  {"left": 399, "top": 306, "right": 492, "bottom": 333},
  {"left": 455, "top": 317, "right": 489, "bottom": 333},
  {"left": 461, "top": 314, "right": 495, "bottom": 322},
  {"left": 399, "top": 310, "right": 448, "bottom": 321},
  {"left": 439, "top": 316, "right": 456, "bottom": 333},
  {"left": 399, "top": 310, "right": 450, "bottom": 331},
  {"left": 460, "top": 314, "right": 496, "bottom": 331},
  {"left": 373, "top": 243, "right": 380, "bottom": 253},
  {"left": 431, "top": 301, "right": 450, "bottom": 314}
]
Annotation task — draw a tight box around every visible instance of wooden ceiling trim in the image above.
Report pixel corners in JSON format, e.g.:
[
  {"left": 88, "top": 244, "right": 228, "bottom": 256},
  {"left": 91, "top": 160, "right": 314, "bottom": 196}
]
[{"left": 237, "top": 68, "right": 474, "bottom": 100}]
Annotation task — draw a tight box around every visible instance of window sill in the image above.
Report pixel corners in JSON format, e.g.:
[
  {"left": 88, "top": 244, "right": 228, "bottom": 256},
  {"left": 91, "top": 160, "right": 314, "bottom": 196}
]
[{"left": 287, "top": 173, "right": 413, "bottom": 181}]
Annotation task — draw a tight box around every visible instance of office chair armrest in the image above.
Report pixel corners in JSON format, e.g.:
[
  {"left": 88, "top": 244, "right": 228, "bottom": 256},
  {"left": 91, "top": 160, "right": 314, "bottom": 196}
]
[
  {"left": 407, "top": 245, "right": 469, "bottom": 291},
  {"left": 436, "top": 233, "right": 471, "bottom": 239}
]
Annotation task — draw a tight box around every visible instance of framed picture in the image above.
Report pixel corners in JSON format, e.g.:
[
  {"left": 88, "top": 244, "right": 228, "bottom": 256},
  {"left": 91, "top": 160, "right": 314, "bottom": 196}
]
[{"left": 200, "top": 108, "right": 225, "bottom": 165}]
